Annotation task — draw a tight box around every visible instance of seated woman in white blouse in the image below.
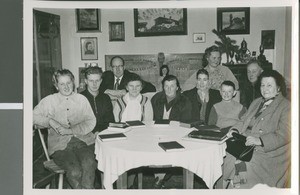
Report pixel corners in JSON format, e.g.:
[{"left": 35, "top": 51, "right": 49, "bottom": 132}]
[{"left": 113, "top": 74, "right": 153, "bottom": 122}]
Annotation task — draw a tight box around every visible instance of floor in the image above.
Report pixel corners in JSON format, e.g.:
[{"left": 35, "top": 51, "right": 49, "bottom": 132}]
[{"left": 33, "top": 155, "right": 209, "bottom": 189}]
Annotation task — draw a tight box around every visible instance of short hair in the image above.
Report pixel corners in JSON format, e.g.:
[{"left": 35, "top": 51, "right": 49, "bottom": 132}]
[
  {"left": 162, "top": 74, "right": 181, "bottom": 92},
  {"left": 159, "top": 65, "right": 170, "bottom": 76},
  {"left": 125, "top": 74, "right": 144, "bottom": 88},
  {"left": 85, "top": 41, "right": 92, "bottom": 50},
  {"left": 259, "top": 70, "right": 287, "bottom": 97},
  {"left": 221, "top": 80, "right": 235, "bottom": 90},
  {"left": 110, "top": 56, "right": 125, "bottom": 67},
  {"left": 196, "top": 69, "right": 209, "bottom": 79},
  {"left": 246, "top": 59, "right": 262, "bottom": 69},
  {"left": 84, "top": 66, "right": 103, "bottom": 79},
  {"left": 52, "top": 69, "right": 75, "bottom": 87},
  {"left": 202, "top": 45, "right": 221, "bottom": 67}
]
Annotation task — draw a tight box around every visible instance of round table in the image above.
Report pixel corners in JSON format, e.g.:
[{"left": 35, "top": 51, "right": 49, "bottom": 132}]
[{"left": 95, "top": 121, "right": 226, "bottom": 189}]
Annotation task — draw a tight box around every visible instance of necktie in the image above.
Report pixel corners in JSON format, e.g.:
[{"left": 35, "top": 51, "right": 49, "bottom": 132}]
[{"left": 114, "top": 78, "right": 120, "bottom": 90}]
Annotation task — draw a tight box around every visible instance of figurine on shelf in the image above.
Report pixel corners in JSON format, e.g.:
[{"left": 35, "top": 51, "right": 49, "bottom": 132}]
[
  {"left": 257, "top": 44, "right": 269, "bottom": 64},
  {"left": 237, "top": 38, "right": 251, "bottom": 64}
]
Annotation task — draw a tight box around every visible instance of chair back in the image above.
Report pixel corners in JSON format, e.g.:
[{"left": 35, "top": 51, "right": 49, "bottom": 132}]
[{"left": 37, "top": 129, "right": 50, "bottom": 161}]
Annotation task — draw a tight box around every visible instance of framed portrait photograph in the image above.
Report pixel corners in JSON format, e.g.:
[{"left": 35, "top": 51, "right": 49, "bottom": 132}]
[
  {"left": 217, "top": 7, "right": 250, "bottom": 35},
  {"left": 76, "top": 9, "right": 101, "bottom": 32},
  {"left": 109, "top": 22, "right": 125, "bottom": 41},
  {"left": 80, "top": 37, "right": 98, "bottom": 60},
  {"left": 193, "top": 33, "right": 206, "bottom": 43},
  {"left": 134, "top": 8, "right": 187, "bottom": 37},
  {"left": 261, "top": 30, "right": 275, "bottom": 49}
]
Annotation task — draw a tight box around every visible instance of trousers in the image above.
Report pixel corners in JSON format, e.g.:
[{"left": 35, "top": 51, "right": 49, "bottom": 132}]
[{"left": 52, "top": 137, "right": 97, "bottom": 189}]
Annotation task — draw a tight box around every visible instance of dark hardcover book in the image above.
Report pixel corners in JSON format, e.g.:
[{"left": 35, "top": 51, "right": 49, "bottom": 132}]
[
  {"left": 188, "top": 126, "right": 230, "bottom": 141},
  {"left": 158, "top": 141, "right": 185, "bottom": 152},
  {"left": 125, "top": 120, "right": 145, "bottom": 127},
  {"left": 109, "top": 122, "right": 130, "bottom": 128},
  {"left": 154, "top": 120, "right": 170, "bottom": 125},
  {"left": 98, "top": 133, "right": 127, "bottom": 142},
  {"left": 192, "top": 124, "right": 221, "bottom": 132}
]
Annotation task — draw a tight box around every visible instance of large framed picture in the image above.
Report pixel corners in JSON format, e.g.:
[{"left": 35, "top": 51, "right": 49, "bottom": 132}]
[
  {"left": 109, "top": 22, "right": 125, "bottom": 41},
  {"left": 76, "top": 9, "right": 101, "bottom": 32},
  {"left": 134, "top": 8, "right": 187, "bottom": 37},
  {"left": 217, "top": 7, "right": 250, "bottom": 35},
  {"left": 80, "top": 37, "right": 98, "bottom": 60}
]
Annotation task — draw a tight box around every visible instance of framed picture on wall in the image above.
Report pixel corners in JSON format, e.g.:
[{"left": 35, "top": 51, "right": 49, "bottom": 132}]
[
  {"left": 80, "top": 37, "right": 98, "bottom": 60},
  {"left": 261, "top": 30, "right": 275, "bottom": 49},
  {"left": 217, "top": 7, "right": 250, "bottom": 35},
  {"left": 134, "top": 8, "right": 187, "bottom": 37},
  {"left": 109, "top": 22, "right": 125, "bottom": 41},
  {"left": 76, "top": 9, "right": 101, "bottom": 32},
  {"left": 193, "top": 33, "right": 206, "bottom": 43}
]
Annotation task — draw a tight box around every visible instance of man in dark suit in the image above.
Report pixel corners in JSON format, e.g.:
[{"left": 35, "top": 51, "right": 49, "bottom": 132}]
[{"left": 99, "top": 56, "right": 156, "bottom": 100}]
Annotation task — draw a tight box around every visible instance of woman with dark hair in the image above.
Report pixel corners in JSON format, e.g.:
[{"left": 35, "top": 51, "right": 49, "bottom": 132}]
[
  {"left": 113, "top": 74, "right": 153, "bottom": 122},
  {"left": 183, "top": 69, "right": 222, "bottom": 124},
  {"left": 156, "top": 65, "right": 170, "bottom": 91},
  {"left": 224, "top": 70, "right": 291, "bottom": 188},
  {"left": 151, "top": 74, "right": 192, "bottom": 123},
  {"left": 203, "top": 45, "right": 239, "bottom": 90}
]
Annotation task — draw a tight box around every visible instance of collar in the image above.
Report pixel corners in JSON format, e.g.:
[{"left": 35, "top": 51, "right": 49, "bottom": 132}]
[{"left": 114, "top": 75, "right": 123, "bottom": 83}]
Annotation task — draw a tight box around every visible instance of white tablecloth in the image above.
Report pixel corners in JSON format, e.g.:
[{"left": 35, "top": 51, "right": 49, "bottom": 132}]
[{"left": 95, "top": 122, "right": 226, "bottom": 189}]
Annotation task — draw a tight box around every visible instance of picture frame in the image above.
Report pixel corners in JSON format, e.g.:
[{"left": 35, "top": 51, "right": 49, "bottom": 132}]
[
  {"left": 76, "top": 9, "right": 101, "bottom": 32},
  {"left": 217, "top": 7, "right": 250, "bottom": 35},
  {"left": 261, "top": 30, "right": 275, "bottom": 49},
  {"left": 80, "top": 37, "right": 98, "bottom": 60},
  {"left": 193, "top": 33, "right": 206, "bottom": 43},
  {"left": 134, "top": 8, "right": 187, "bottom": 37},
  {"left": 109, "top": 22, "right": 125, "bottom": 41}
]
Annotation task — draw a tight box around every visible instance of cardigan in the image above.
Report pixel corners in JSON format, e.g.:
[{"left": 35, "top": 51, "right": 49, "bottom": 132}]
[{"left": 151, "top": 91, "right": 192, "bottom": 123}]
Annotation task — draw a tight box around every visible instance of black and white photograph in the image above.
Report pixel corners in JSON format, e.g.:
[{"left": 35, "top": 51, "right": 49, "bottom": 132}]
[
  {"left": 24, "top": 1, "right": 298, "bottom": 195},
  {"left": 76, "top": 9, "right": 101, "bottom": 32}
]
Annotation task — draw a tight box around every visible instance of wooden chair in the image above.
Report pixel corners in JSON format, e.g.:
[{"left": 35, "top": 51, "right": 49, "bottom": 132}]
[{"left": 37, "top": 128, "right": 65, "bottom": 189}]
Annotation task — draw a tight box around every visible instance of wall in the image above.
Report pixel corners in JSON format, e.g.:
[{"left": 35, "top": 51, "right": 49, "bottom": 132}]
[{"left": 37, "top": 7, "right": 291, "bottom": 88}]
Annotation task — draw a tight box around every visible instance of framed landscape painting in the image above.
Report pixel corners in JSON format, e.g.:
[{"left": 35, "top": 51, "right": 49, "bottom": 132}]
[
  {"left": 217, "top": 7, "right": 250, "bottom": 35},
  {"left": 76, "top": 9, "right": 101, "bottom": 32},
  {"left": 134, "top": 8, "right": 187, "bottom": 37}
]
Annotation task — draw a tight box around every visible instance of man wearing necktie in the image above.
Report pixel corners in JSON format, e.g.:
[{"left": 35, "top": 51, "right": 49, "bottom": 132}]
[{"left": 99, "top": 56, "right": 156, "bottom": 100}]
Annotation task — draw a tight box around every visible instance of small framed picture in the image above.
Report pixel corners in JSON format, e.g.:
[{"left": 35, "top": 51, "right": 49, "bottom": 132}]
[
  {"left": 76, "top": 9, "right": 101, "bottom": 32},
  {"left": 261, "top": 30, "right": 275, "bottom": 49},
  {"left": 193, "top": 33, "right": 206, "bottom": 43},
  {"left": 80, "top": 37, "right": 98, "bottom": 60},
  {"left": 217, "top": 7, "right": 250, "bottom": 35},
  {"left": 109, "top": 22, "right": 125, "bottom": 41}
]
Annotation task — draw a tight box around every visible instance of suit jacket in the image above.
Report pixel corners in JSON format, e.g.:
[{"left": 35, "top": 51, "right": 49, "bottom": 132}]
[
  {"left": 81, "top": 89, "right": 115, "bottom": 132},
  {"left": 183, "top": 87, "right": 222, "bottom": 124},
  {"left": 225, "top": 93, "right": 291, "bottom": 187},
  {"left": 151, "top": 91, "right": 192, "bottom": 123},
  {"left": 99, "top": 69, "right": 156, "bottom": 94}
]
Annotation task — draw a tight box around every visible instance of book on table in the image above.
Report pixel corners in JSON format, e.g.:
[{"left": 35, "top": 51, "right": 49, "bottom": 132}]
[
  {"left": 187, "top": 126, "right": 231, "bottom": 141},
  {"left": 98, "top": 133, "right": 127, "bottom": 142},
  {"left": 125, "top": 120, "right": 146, "bottom": 128},
  {"left": 158, "top": 141, "right": 185, "bottom": 152},
  {"left": 154, "top": 119, "right": 170, "bottom": 126}
]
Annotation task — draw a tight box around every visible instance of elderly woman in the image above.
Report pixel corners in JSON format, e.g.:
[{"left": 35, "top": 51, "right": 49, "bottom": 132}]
[
  {"left": 113, "top": 74, "right": 153, "bottom": 122},
  {"left": 33, "top": 69, "right": 97, "bottom": 189},
  {"left": 151, "top": 74, "right": 192, "bottom": 123},
  {"left": 203, "top": 45, "right": 239, "bottom": 90},
  {"left": 224, "top": 70, "right": 290, "bottom": 188},
  {"left": 183, "top": 69, "right": 222, "bottom": 124}
]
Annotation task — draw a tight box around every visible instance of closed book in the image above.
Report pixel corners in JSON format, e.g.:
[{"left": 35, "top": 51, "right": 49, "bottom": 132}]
[
  {"left": 125, "top": 120, "right": 146, "bottom": 128},
  {"left": 192, "top": 124, "right": 221, "bottom": 132},
  {"left": 98, "top": 133, "right": 127, "bottom": 142},
  {"left": 187, "top": 126, "right": 230, "bottom": 141},
  {"left": 158, "top": 141, "right": 185, "bottom": 152},
  {"left": 154, "top": 120, "right": 170, "bottom": 126},
  {"left": 109, "top": 122, "right": 129, "bottom": 128}
]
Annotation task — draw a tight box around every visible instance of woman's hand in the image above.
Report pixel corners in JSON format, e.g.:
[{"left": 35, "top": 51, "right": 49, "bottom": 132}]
[
  {"left": 245, "top": 136, "right": 262, "bottom": 146},
  {"left": 56, "top": 126, "right": 72, "bottom": 135},
  {"left": 226, "top": 127, "right": 239, "bottom": 138}
]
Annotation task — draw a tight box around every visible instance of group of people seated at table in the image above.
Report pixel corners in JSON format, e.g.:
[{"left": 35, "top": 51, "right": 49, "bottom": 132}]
[{"left": 33, "top": 45, "right": 291, "bottom": 189}]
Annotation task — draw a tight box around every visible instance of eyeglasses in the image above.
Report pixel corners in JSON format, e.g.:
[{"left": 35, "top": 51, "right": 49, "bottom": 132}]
[{"left": 112, "top": 65, "right": 124, "bottom": 69}]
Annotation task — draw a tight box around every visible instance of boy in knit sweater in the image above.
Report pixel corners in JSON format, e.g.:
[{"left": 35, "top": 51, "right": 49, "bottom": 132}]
[{"left": 208, "top": 80, "right": 246, "bottom": 128}]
